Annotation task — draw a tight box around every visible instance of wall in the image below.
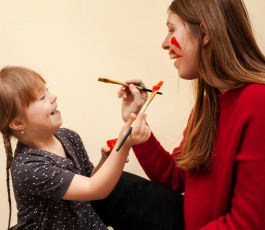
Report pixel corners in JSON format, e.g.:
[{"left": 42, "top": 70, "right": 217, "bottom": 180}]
[{"left": 0, "top": 0, "right": 264, "bottom": 228}]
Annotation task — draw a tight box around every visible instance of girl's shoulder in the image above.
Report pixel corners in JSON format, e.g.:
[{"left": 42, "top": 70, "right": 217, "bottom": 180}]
[
  {"left": 56, "top": 127, "right": 79, "bottom": 136},
  {"left": 55, "top": 128, "right": 81, "bottom": 140},
  {"left": 55, "top": 128, "right": 84, "bottom": 146}
]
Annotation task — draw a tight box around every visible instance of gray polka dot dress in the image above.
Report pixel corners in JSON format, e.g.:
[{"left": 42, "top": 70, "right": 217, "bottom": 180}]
[{"left": 11, "top": 128, "right": 108, "bottom": 230}]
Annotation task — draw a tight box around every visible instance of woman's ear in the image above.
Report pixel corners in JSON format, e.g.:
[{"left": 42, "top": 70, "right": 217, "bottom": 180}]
[
  {"left": 200, "top": 23, "right": 210, "bottom": 46},
  {"left": 9, "top": 118, "right": 26, "bottom": 131}
]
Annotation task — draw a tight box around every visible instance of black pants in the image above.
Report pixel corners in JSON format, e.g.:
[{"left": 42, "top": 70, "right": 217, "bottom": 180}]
[{"left": 91, "top": 171, "right": 184, "bottom": 230}]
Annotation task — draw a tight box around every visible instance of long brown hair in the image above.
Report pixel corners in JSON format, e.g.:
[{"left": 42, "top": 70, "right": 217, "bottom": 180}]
[
  {"left": 169, "top": 0, "right": 265, "bottom": 171},
  {"left": 0, "top": 66, "right": 46, "bottom": 229}
]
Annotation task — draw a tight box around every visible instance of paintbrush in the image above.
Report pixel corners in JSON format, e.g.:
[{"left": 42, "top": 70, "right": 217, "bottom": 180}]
[
  {"left": 98, "top": 77, "right": 162, "bottom": 95},
  {"left": 116, "top": 81, "right": 164, "bottom": 151}
]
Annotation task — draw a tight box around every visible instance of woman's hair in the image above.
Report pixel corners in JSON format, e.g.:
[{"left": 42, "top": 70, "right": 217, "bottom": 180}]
[
  {"left": 169, "top": 0, "right": 265, "bottom": 171},
  {"left": 0, "top": 66, "right": 46, "bottom": 228}
]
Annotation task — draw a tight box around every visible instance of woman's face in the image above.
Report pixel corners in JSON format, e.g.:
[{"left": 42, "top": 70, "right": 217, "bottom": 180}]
[{"left": 162, "top": 12, "right": 200, "bottom": 80}]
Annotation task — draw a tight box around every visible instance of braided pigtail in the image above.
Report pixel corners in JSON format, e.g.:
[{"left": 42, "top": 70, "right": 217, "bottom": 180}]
[
  {"left": 0, "top": 66, "right": 46, "bottom": 229},
  {"left": 3, "top": 133, "right": 14, "bottom": 230}
]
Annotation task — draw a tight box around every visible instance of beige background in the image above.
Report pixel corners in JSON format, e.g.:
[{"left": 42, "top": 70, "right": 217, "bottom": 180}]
[{"left": 0, "top": 0, "right": 264, "bottom": 228}]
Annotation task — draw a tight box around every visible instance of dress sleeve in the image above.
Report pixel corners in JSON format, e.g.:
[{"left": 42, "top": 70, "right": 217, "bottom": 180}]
[
  {"left": 132, "top": 132, "right": 185, "bottom": 192},
  {"left": 11, "top": 154, "right": 75, "bottom": 203}
]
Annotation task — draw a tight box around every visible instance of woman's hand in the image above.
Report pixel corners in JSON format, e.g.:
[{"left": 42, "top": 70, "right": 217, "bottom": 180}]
[{"left": 118, "top": 80, "right": 148, "bottom": 122}]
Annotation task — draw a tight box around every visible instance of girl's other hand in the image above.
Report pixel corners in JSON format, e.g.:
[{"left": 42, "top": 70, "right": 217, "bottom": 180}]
[
  {"left": 106, "top": 138, "right": 129, "bottom": 162},
  {"left": 118, "top": 79, "right": 148, "bottom": 122},
  {"left": 101, "top": 145, "right": 111, "bottom": 160}
]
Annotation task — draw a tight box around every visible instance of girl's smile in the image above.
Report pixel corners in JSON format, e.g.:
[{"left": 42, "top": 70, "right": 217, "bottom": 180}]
[{"left": 22, "top": 87, "right": 63, "bottom": 138}]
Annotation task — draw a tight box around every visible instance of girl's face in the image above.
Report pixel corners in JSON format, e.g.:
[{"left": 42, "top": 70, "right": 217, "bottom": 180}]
[
  {"left": 22, "top": 87, "right": 62, "bottom": 135},
  {"left": 162, "top": 12, "right": 200, "bottom": 80}
]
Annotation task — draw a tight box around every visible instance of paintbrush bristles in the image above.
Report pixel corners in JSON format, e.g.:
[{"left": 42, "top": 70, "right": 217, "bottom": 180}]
[{"left": 98, "top": 77, "right": 128, "bottom": 86}]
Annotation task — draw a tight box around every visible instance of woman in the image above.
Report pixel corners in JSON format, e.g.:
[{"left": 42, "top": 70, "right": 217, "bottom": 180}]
[{"left": 117, "top": 0, "right": 265, "bottom": 229}]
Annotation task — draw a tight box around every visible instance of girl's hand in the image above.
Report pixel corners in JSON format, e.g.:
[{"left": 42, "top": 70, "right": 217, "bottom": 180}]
[
  {"left": 118, "top": 113, "right": 151, "bottom": 150},
  {"left": 105, "top": 138, "right": 129, "bottom": 162},
  {"left": 118, "top": 79, "right": 148, "bottom": 122},
  {"left": 101, "top": 145, "right": 111, "bottom": 161}
]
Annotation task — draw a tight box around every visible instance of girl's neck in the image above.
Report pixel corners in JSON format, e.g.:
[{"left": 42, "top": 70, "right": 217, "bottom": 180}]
[{"left": 19, "top": 133, "right": 67, "bottom": 158}]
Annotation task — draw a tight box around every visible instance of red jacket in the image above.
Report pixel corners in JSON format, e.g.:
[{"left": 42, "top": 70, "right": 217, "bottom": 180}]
[{"left": 133, "top": 84, "right": 265, "bottom": 230}]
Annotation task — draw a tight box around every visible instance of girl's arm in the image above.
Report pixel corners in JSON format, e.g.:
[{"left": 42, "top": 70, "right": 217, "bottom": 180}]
[
  {"left": 90, "top": 145, "right": 110, "bottom": 177},
  {"left": 63, "top": 113, "right": 151, "bottom": 201}
]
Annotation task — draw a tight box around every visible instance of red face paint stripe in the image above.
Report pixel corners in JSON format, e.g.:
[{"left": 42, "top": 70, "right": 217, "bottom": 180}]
[{"left": 171, "top": 37, "right": 182, "bottom": 51}]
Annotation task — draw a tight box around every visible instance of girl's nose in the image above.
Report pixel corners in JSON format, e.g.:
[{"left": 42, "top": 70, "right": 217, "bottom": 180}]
[{"left": 50, "top": 93, "right": 57, "bottom": 103}]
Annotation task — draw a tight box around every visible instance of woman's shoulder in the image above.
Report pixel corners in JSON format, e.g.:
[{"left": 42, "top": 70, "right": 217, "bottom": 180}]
[
  {"left": 238, "top": 83, "right": 265, "bottom": 102},
  {"left": 242, "top": 83, "right": 265, "bottom": 93},
  {"left": 234, "top": 83, "right": 265, "bottom": 115}
]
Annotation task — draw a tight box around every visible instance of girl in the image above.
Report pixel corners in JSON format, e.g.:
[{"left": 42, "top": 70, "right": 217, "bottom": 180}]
[
  {"left": 118, "top": 0, "right": 265, "bottom": 229},
  {"left": 0, "top": 66, "right": 149, "bottom": 229}
]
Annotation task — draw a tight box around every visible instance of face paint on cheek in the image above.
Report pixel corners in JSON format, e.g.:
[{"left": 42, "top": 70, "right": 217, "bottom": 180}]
[{"left": 171, "top": 37, "right": 182, "bottom": 51}]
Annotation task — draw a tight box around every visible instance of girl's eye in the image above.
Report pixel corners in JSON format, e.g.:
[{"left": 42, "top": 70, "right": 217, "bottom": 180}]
[{"left": 40, "top": 95, "right": 45, "bottom": 100}]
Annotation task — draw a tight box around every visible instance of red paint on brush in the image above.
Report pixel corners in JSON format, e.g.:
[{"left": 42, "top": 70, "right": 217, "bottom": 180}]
[
  {"left": 171, "top": 37, "right": 182, "bottom": 50},
  {"left": 152, "top": 81, "right": 164, "bottom": 92},
  {"left": 107, "top": 138, "right": 117, "bottom": 151}
]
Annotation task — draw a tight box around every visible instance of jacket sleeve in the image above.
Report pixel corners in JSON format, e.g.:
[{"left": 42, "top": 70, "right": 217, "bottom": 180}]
[{"left": 132, "top": 132, "right": 185, "bottom": 193}]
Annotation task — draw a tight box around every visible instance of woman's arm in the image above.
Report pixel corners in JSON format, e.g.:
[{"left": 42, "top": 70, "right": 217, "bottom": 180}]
[{"left": 133, "top": 133, "right": 185, "bottom": 192}]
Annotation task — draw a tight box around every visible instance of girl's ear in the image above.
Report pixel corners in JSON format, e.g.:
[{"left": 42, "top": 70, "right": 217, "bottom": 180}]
[
  {"left": 9, "top": 118, "right": 26, "bottom": 131},
  {"left": 200, "top": 23, "right": 210, "bottom": 46}
]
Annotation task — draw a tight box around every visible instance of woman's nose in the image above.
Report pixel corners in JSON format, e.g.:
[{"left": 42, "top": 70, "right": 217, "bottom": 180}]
[{"left": 162, "top": 37, "right": 170, "bottom": 50}]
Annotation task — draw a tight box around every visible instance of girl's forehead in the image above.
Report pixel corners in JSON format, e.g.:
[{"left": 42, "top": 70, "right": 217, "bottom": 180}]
[
  {"left": 30, "top": 83, "right": 46, "bottom": 99},
  {"left": 35, "top": 84, "right": 46, "bottom": 93}
]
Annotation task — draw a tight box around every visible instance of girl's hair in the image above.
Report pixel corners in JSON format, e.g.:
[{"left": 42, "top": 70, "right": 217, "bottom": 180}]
[
  {"left": 0, "top": 66, "right": 46, "bottom": 228},
  {"left": 169, "top": 0, "right": 265, "bottom": 171}
]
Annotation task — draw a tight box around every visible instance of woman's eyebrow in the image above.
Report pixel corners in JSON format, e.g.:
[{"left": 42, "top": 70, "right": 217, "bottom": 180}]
[{"left": 167, "top": 21, "right": 174, "bottom": 26}]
